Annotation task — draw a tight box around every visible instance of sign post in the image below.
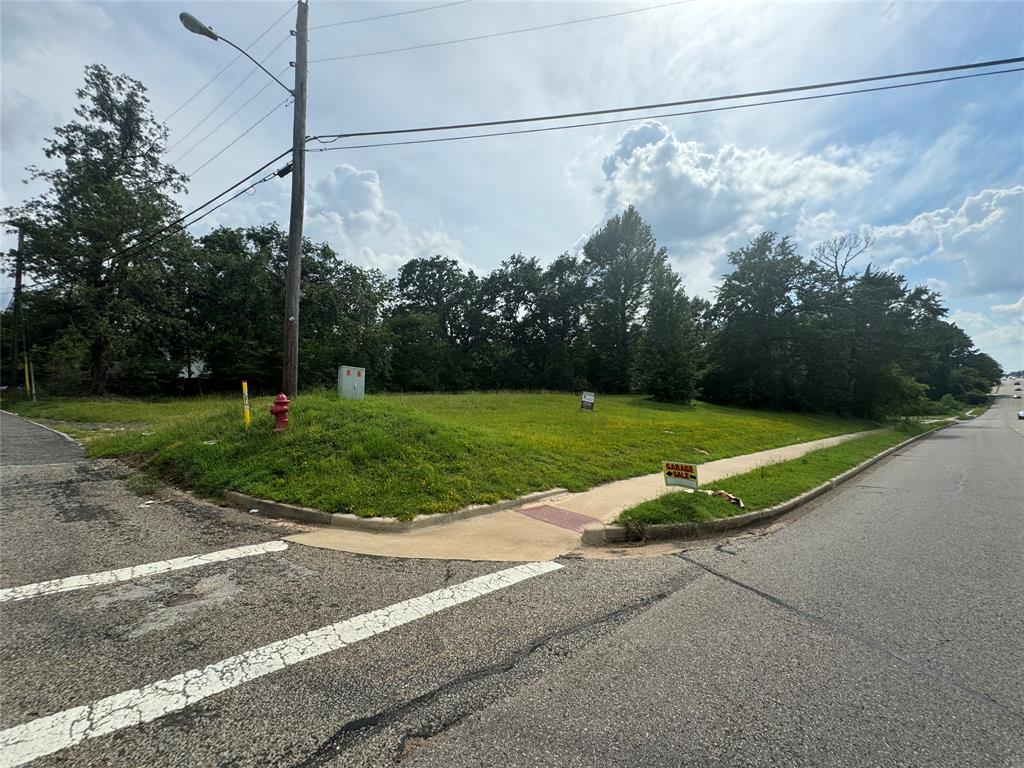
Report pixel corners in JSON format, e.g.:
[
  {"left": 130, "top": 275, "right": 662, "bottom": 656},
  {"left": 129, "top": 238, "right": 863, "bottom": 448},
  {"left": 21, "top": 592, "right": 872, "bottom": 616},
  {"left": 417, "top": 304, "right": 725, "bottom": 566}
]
[
  {"left": 580, "top": 391, "right": 595, "bottom": 411},
  {"left": 662, "top": 461, "right": 699, "bottom": 490},
  {"left": 241, "top": 379, "right": 251, "bottom": 429}
]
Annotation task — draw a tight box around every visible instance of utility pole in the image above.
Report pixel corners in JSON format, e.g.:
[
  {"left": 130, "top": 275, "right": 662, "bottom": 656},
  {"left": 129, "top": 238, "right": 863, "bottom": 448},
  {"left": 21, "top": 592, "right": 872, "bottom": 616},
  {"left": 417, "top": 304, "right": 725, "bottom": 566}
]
[
  {"left": 8, "top": 226, "right": 24, "bottom": 390},
  {"left": 281, "top": 0, "right": 308, "bottom": 398},
  {"left": 179, "top": 3, "right": 309, "bottom": 401}
]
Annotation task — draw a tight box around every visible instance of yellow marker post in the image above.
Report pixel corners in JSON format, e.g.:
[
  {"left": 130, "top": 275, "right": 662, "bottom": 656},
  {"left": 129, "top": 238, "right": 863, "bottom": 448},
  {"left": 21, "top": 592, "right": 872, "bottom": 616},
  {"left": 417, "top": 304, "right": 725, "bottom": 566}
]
[
  {"left": 23, "top": 354, "right": 31, "bottom": 396},
  {"left": 242, "top": 379, "right": 251, "bottom": 429}
]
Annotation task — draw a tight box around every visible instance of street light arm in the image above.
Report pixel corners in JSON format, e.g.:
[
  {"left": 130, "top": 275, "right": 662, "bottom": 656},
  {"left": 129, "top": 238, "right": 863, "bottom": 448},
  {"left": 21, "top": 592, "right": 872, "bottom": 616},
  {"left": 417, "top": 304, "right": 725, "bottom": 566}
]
[
  {"left": 179, "top": 11, "right": 294, "bottom": 96},
  {"left": 218, "top": 34, "right": 295, "bottom": 96}
]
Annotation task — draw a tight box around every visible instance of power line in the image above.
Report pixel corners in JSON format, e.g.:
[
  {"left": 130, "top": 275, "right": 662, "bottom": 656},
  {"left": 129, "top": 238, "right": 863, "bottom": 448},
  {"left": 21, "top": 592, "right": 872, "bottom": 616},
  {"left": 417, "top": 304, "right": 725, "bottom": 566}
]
[
  {"left": 188, "top": 96, "right": 293, "bottom": 178},
  {"left": 122, "top": 148, "right": 291, "bottom": 259},
  {"left": 130, "top": 170, "right": 286, "bottom": 258},
  {"left": 17, "top": 152, "right": 293, "bottom": 292},
  {"left": 174, "top": 64, "right": 291, "bottom": 164},
  {"left": 310, "top": 55, "right": 1024, "bottom": 142},
  {"left": 309, "top": 0, "right": 695, "bottom": 63},
  {"left": 19, "top": 174, "right": 282, "bottom": 291},
  {"left": 168, "top": 36, "right": 292, "bottom": 154},
  {"left": 309, "top": 0, "right": 474, "bottom": 31},
  {"left": 163, "top": 2, "right": 295, "bottom": 122},
  {"left": 307, "top": 67, "right": 1024, "bottom": 153}
]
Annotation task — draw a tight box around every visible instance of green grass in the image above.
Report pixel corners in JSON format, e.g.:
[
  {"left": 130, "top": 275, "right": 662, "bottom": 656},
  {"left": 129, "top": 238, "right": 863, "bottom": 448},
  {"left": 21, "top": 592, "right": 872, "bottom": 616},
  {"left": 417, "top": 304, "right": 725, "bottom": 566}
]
[
  {"left": 617, "top": 422, "right": 937, "bottom": 527},
  {"left": 5, "top": 391, "right": 873, "bottom": 520}
]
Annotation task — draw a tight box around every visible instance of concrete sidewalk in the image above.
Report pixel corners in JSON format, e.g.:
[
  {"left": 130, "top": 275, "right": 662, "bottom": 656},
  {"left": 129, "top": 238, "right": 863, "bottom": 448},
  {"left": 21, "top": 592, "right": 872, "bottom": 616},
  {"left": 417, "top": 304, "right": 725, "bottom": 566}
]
[{"left": 287, "top": 429, "right": 879, "bottom": 562}]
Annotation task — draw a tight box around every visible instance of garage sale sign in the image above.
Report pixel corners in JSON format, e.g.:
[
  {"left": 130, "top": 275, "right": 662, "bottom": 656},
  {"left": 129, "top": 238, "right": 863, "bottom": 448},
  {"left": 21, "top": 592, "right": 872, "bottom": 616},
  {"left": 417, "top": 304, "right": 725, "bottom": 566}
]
[{"left": 662, "top": 461, "right": 699, "bottom": 490}]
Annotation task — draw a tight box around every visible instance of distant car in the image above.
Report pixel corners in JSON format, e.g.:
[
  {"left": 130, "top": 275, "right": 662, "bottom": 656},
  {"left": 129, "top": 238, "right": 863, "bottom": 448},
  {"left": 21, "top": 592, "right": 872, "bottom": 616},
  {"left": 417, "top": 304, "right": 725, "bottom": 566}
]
[
  {"left": 1015, "top": 393, "right": 1022, "bottom": 399},
  {"left": 1019, "top": 410, "right": 1024, "bottom": 420}
]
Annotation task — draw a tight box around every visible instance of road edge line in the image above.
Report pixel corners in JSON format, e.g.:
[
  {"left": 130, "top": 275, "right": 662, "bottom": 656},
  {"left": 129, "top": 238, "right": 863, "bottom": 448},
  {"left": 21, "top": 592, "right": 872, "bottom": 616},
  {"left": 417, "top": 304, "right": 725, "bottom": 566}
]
[{"left": 0, "top": 409, "right": 80, "bottom": 445}]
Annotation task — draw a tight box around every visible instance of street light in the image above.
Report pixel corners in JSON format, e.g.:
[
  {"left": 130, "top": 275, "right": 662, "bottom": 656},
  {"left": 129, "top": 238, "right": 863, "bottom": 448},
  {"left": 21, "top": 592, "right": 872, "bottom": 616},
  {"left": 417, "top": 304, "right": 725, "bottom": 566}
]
[
  {"left": 178, "top": 12, "right": 293, "bottom": 96},
  {"left": 179, "top": 11, "right": 218, "bottom": 41},
  {"left": 178, "top": 5, "right": 309, "bottom": 402}
]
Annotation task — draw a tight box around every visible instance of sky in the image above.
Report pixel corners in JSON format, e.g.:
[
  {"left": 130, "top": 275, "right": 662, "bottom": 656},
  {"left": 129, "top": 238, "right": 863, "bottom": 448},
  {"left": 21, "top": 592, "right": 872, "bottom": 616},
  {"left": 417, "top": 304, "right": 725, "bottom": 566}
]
[{"left": 2, "top": 0, "right": 1022, "bottom": 370}]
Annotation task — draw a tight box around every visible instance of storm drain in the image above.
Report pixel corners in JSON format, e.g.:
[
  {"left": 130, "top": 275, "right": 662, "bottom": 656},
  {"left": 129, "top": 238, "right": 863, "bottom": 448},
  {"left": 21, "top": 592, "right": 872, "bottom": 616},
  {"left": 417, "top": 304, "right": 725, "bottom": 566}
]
[{"left": 517, "top": 505, "right": 599, "bottom": 532}]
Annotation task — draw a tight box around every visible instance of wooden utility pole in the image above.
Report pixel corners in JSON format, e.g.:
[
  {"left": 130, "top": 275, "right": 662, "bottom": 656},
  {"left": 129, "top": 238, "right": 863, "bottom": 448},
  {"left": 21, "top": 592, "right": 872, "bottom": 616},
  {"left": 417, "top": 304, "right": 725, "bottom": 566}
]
[
  {"left": 8, "top": 227, "right": 24, "bottom": 389},
  {"left": 281, "top": 0, "right": 308, "bottom": 398}
]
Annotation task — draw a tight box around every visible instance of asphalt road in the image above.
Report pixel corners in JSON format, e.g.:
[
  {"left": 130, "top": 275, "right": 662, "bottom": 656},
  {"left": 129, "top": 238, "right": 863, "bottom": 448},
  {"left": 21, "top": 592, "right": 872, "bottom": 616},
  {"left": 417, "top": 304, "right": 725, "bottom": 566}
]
[{"left": 1, "top": 388, "right": 1022, "bottom": 768}]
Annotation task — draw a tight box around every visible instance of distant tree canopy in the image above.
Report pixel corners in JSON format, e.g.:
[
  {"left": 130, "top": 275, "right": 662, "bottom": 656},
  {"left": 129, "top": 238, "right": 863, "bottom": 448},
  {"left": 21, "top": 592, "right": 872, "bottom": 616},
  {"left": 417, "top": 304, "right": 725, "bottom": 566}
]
[{"left": 1, "top": 66, "right": 1002, "bottom": 416}]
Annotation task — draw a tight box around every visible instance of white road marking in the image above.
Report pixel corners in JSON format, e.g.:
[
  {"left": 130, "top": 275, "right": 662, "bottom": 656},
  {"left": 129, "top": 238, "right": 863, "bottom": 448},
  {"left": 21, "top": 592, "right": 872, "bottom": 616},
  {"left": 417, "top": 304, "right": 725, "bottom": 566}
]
[
  {"left": 0, "top": 560, "right": 562, "bottom": 767},
  {"left": 0, "top": 410, "right": 79, "bottom": 444},
  {"left": 0, "top": 541, "right": 289, "bottom": 603}
]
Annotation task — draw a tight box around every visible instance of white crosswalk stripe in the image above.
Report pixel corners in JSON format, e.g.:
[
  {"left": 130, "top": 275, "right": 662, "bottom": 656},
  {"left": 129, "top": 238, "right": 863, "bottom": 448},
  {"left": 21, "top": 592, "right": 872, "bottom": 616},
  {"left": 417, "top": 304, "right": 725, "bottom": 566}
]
[
  {"left": 0, "top": 560, "right": 563, "bottom": 768},
  {"left": 0, "top": 540, "right": 290, "bottom": 603}
]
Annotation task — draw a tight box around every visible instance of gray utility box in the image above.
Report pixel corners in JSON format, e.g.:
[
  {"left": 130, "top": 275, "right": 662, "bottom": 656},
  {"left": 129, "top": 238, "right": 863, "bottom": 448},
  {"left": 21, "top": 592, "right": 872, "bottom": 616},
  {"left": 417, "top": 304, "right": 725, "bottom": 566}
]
[{"left": 338, "top": 365, "right": 366, "bottom": 400}]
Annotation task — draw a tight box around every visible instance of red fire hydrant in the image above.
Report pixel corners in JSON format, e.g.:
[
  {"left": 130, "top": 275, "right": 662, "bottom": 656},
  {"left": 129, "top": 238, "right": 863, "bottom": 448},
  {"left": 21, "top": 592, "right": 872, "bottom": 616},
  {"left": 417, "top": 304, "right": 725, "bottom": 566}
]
[{"left": 269, "top": 393, "right": 290, "bottom": 432}]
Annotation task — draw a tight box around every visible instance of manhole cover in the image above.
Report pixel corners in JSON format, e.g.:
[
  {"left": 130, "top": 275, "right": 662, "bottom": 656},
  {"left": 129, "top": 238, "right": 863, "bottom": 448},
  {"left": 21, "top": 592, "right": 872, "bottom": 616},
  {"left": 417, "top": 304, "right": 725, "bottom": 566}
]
[{"left": 517, "top": 505, "right": 599, "bottom": 532}]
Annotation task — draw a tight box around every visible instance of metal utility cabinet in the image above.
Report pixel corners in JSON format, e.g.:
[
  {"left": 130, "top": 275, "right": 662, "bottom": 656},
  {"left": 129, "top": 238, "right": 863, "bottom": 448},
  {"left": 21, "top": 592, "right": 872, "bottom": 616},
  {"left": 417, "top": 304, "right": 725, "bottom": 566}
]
[{"left": 338, "top": 365, "right": 366, "bottom": 400}]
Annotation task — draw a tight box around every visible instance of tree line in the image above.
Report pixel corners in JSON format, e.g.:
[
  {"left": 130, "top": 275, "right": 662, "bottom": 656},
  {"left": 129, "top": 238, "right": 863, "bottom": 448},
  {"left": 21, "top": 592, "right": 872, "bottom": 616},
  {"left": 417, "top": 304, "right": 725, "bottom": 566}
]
[{"left": 1, "top": 65, "right": 1002, "bottom": 418}]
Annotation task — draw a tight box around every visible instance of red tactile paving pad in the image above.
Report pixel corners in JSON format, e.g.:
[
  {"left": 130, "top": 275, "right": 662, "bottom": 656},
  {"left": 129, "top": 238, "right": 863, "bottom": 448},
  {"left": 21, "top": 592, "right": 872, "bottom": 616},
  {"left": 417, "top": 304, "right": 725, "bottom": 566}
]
[{"left": 517, "top": 505, "right": 599, "bottom": 532}]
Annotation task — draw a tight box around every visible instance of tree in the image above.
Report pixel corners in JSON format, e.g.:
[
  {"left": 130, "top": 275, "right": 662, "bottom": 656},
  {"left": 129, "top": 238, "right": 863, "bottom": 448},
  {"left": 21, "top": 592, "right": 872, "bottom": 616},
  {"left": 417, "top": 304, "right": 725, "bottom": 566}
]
[
  {"left": 473, "top": 254, "right": 543, "bottom": 388},
  {"left": 702, "top": 232, "right": 808, "bottom": 408},
  {"left": 533, "top": 253, "right": 591, "bottom": 390},
  {"left": 635, "top": 261, "right": 698, "bottom": 402},
  {"left": 391, "top": 256, "right": 476, "bottom": 390},
  {"left": 583, "top": 206, "right": 666, "bottom": 392},
  {"left": 3, "top": 64, "right": 188, "bottom": 393}
]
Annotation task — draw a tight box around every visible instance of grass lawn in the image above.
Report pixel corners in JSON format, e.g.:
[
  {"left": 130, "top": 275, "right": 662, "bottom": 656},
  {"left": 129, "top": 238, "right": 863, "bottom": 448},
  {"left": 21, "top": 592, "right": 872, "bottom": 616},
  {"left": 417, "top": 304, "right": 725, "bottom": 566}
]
[
  {"left": 5, "top": 391, "right": 873, "bottom": 520},
  {"left": 617, "top": 422, "right": 936, "bottom": 528}
]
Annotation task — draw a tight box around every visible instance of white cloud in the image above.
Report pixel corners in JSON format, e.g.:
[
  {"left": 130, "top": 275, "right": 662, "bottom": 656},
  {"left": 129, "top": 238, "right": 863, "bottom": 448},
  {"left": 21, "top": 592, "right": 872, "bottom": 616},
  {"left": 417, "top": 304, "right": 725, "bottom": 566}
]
[
  {"left": 594, "top": 120, "right": 878, "bottom": 296},
  {"left": 869, "top": 186, "right": 1024, "bottom": 298},
  {"left": 305, "top": 163, "right": 467, "bottom": 273},
  {"left": 600, "top": 120, "right": 874, "bottom": 240},
  {"left": 993, "top": 296, "right": 1024, "bottom": 323}
]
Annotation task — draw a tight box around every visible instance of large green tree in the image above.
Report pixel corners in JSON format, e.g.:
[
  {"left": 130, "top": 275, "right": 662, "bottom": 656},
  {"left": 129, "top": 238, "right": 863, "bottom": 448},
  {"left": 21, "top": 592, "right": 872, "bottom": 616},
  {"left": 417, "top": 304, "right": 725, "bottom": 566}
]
[
  {"left": 5, "top": 64, "right": 189, "bottom": 393},
  {"left": 702, "top": 232, "right": 809, "bottom": 408},
  {"left": 582, "top": 206, "right": 666, "bottom": 393},
  {"left": 635, "top": 261, "right": 699, "bottom": 402}
]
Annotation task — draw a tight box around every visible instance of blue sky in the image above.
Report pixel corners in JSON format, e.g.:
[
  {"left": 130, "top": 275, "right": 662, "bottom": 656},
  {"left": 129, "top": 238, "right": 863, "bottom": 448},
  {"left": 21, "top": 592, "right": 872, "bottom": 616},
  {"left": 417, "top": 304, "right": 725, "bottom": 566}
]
[{"left": 2, "top": 0, "right": 1022, "bottom": 369}]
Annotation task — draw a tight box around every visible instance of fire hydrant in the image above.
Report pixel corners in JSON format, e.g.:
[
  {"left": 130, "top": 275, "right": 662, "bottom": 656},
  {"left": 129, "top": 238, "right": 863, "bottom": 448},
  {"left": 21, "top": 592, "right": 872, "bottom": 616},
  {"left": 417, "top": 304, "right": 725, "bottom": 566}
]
[{"left": 269, "top": 393, "right": 290, "bottom": 432}]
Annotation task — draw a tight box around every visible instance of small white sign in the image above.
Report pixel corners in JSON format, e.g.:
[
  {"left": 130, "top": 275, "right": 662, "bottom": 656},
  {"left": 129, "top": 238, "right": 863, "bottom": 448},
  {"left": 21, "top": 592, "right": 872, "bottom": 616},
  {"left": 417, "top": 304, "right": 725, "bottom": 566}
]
[{"left": 581, "top": 391, "right": 595, "bottom": 411}]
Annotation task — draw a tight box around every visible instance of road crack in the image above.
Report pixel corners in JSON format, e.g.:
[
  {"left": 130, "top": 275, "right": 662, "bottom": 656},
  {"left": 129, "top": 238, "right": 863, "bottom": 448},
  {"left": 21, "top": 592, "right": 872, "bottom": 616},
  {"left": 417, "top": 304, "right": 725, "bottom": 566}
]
[{"left": 289, "top": 573, "right": 700, "bottom": 768}]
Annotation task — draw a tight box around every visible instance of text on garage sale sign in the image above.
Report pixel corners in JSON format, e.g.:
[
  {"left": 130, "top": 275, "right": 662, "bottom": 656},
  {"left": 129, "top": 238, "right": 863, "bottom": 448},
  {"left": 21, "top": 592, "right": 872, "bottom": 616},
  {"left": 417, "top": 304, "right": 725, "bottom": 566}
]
[{"left": 663, "top": 461, "right": 699, "bottom": 490}]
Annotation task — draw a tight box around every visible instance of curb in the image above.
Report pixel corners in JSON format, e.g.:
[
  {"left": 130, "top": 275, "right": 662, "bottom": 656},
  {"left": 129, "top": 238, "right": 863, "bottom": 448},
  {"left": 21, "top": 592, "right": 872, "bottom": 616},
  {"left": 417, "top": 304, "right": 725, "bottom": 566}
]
[
  {"left": 581, "top": 424, "right": 952, "bottom": 545},
  {"left": 224, "top": 487, "right": 569, "bottom": 532}
]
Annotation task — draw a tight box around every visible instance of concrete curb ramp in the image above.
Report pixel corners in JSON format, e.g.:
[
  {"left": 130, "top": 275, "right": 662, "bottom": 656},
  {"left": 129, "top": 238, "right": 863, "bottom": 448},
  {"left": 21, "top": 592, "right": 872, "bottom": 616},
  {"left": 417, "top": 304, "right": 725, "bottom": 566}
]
[
  {"left": 581, "top": 424, "right": 951, "bottom": 545},
  {"left": 224, "top": 487, "right": 568, "bottom": 531}
]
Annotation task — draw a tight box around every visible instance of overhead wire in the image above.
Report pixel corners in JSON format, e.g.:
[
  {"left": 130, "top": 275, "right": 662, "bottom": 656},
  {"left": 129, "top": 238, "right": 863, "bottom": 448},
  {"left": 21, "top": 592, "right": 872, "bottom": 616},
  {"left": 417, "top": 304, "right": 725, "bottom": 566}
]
[
  {"left": 309, "top": 0, "right": 474, "bottom": 31},
  {"left": 19, "top": 167, "right": 284, "bottom": 291},
  {"left": 121, "top": 148, "right": 292, "bottom": 259},
  {"left": 309, "top": 55, "right": 1024, "bottom": 143},
  {"left": 173, "top": 64, "right": 291, "bottom": 163},
  {"left": 128, "top": 170, "right": 286, "bottom": 258},
  {"left": 168, "top": 36, "right": 292, "bottom": 154},
  {"left": 188, "top": 96, "right": 294, "bottom": 178},
  {"left": 307, "top": 67, "right": 1024, "bottom": 153},
  {"left": 163, "top": 1, "right": 295, "bottom": 122},
  {"left": 309, "top": 0, "right": 695, "bottom": 63}
]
